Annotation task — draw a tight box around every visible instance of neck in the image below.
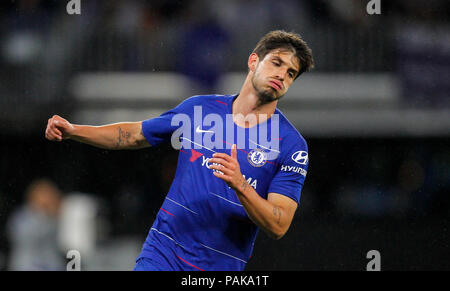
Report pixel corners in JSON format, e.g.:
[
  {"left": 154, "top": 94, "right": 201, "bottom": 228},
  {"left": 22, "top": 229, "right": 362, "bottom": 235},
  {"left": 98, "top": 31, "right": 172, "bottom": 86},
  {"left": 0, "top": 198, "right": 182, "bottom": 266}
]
[{"left": 233, "top": 74, "right": 277, "bottom": 128}]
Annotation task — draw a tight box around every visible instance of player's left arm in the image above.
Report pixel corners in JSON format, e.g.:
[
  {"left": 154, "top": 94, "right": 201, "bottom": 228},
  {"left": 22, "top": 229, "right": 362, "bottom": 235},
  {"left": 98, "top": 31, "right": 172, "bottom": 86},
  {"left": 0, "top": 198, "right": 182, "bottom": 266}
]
[
  {"left": 237, "top": 190, "right": 297, "bottom": 240},
  {"left": 209, "top": 144, "right": 298, "bottom": 240}
]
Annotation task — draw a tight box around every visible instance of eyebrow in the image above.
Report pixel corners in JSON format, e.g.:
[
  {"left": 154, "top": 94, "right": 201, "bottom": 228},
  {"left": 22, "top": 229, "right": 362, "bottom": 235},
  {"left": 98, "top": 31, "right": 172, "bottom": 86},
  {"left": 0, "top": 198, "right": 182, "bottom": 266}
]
[{"left": 272, "top": 56, "right": 299, "bottom": 77}]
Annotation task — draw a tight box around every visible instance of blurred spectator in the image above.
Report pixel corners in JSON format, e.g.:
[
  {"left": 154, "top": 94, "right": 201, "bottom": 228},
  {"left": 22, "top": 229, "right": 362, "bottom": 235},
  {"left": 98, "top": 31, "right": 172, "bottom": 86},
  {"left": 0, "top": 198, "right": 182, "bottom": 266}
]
[
  {"left": 323, "top": 0, "right": 370, "bottom": 26},
  {"left": 177, "top": 15, "right": 230, "bottom": 92},
  {"left": 395, "top": 24, "right": 450, "bottom": 107},
  {"left": 58, "top": 192, "right": 101, "bottom": 269},
  {"left": 6, "top": 178, "right": 64, "bottom": 271},
  {"left": 1, "top": 0, "right": 57, "bottom": 66},
  {"left": 0, "top": 0, "right": 64, "bottom": 108},
  {"left": 392, "top": 0, "right": 450, "bottom": 107}
]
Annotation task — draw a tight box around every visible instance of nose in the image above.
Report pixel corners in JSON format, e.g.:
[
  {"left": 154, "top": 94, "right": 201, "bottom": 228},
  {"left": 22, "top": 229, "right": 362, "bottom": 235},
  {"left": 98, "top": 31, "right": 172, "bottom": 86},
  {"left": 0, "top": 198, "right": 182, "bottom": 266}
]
[
  {"left": 276, "top": 69, "right": 284, "bottom": 80},
  {"left": 275, "top": 68, "right": 288, "bottom": 82}
]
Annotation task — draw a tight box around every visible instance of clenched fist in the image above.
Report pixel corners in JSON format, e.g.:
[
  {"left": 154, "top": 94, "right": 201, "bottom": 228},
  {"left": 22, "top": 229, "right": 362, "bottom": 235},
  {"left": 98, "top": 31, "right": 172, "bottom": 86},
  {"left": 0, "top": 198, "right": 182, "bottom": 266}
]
[{"left": 45, "top": 115, "right": 75, "bottom": 142}]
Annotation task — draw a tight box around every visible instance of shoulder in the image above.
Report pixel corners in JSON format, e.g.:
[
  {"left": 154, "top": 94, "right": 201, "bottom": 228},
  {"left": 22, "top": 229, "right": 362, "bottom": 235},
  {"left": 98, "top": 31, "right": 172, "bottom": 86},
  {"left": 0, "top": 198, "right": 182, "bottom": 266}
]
[
  {"left": 173, "top": 94, "right": 234, "bottom": 114},
  {"left": 181, "top": 94, "right": 231, "bottom": 105},
  {"left": 171, "top": 95, "right": 216, "bottom": 113},
  {"left": 275, "top": 108, "right": 308, "bottom": 152}
]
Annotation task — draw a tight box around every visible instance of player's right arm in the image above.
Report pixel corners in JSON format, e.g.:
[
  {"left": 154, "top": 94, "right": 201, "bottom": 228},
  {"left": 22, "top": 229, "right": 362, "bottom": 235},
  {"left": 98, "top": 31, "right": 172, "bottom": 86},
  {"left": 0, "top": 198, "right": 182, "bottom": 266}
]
[{"left": 45, "top": 115, "right": 150, "bottom": 150}]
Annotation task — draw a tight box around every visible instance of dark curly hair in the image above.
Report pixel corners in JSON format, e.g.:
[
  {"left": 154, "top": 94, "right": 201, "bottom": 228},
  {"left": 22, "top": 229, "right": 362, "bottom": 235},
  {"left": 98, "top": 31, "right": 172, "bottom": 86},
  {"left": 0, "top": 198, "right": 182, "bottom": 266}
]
[{"left": 252, "top": 30, "right": 314, "bottom": 79}]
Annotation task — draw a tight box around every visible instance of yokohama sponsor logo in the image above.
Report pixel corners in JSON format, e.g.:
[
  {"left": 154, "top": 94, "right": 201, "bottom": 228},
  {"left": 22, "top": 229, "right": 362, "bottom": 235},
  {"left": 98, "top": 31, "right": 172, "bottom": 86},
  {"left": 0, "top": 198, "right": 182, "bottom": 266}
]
[
  {"left": 281, "top": 165, "right": 307, "bottom": 177},
  {"left": 202, "top": 156, "right": 258, "bottom": 189}
]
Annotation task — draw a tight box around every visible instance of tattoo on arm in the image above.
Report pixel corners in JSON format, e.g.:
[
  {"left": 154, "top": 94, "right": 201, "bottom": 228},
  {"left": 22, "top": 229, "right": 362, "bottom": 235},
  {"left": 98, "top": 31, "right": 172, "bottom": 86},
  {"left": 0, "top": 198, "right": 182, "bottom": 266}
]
[
  {"left": 134, "top": 128, "right": 148, "bottom": 147},
  {"left": 240, "top": 178, "right": 248, "bottom": 192},
  {"left": 273, "top": 206, "right": 281, "bottom": 224},
  {"left": 116, "top": 127, "right": 131, "bottom": 149}
]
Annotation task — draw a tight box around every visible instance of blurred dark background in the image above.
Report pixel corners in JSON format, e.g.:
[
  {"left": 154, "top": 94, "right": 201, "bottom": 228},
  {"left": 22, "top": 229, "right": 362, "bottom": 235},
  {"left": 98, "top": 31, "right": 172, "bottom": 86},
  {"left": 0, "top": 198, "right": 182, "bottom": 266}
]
[{"left": 0, "top": 0, "right": 449, "bottom": 270}]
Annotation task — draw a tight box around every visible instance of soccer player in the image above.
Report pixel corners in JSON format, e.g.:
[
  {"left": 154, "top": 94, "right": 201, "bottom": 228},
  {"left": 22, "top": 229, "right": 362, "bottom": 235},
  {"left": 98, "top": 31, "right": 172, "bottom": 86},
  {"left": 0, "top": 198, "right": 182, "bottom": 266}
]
[{"left": 45, "top": 30, "right": 314, "bottom": 271}]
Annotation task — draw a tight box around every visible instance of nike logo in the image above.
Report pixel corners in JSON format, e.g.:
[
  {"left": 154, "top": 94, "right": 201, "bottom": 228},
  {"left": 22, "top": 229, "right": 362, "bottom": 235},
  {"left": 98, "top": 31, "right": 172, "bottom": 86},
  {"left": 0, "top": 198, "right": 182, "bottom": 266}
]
[{"left": 195, "top": 126, "right": 214, "bottom": 134}]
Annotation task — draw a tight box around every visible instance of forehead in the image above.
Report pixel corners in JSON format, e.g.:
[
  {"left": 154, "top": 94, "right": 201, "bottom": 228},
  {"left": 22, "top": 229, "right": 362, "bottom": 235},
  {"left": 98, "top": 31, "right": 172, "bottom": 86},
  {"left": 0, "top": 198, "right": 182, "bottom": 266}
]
[{"left": 264, "top": 48, "right": 300, "bottom": 72}]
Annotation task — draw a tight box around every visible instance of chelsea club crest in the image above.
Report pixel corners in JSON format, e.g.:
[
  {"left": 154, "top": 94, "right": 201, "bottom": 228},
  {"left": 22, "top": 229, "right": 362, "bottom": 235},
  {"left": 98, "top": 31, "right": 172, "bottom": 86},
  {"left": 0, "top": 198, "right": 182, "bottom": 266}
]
[{"left": 247, "top": 148, "right": 267, "bottom": 167}]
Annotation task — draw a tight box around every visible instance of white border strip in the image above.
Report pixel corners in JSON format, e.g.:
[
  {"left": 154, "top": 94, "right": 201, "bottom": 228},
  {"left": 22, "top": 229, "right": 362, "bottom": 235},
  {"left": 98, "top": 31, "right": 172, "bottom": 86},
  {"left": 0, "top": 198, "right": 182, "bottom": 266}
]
[
  {"left": 180, "top": 137, "right": 217, "bottom": 153},
  {"left": 209, "top": 192, "right": 243, "bottom": 207},
  {"left": 200, "top": 243, "right": 247, "bottom": 264},
  {"left": 166, "top": 197, "right": 198, "bottom": 215},
  {"left": 150, "top": 228, "right": 186, "bottom": 249},
  {"left": 249, "top": 139, "right": 280, "bottom": 153}
]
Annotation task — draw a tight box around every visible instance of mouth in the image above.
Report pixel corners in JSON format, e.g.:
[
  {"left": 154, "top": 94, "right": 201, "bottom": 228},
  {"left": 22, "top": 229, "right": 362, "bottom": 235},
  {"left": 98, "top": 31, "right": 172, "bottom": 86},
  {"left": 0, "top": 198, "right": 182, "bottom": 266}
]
[{"left": 269, "top": 80, "right": 282, "bottom": 91}]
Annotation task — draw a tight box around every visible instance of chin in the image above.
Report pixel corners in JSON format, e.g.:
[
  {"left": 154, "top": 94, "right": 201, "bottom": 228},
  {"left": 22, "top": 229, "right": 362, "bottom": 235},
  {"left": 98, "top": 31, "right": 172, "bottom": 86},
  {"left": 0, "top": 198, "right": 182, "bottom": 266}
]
[
  {"left": 252, "top": 79, "right": 283, "bottom": 104},
  {"left": 257, "top": 90, "right": 281, "bottom": 104}
]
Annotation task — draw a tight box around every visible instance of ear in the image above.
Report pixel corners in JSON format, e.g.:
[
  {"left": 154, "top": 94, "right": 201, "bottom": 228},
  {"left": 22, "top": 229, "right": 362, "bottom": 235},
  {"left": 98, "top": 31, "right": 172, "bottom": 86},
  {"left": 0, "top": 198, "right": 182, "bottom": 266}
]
[{"left": 248, "top": 53, "right": 259, "bottom": 73}]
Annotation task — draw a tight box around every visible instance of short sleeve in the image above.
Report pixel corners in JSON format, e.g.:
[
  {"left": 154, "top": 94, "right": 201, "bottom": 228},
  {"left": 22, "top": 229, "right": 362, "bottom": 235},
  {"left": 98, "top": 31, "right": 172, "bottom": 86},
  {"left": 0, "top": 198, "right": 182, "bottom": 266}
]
[
  {"left": 141, "top": 96, "right": 196, "bottom": 146},
  {"left": 267, "top": 135, "right": 309, "bottom": 204}
]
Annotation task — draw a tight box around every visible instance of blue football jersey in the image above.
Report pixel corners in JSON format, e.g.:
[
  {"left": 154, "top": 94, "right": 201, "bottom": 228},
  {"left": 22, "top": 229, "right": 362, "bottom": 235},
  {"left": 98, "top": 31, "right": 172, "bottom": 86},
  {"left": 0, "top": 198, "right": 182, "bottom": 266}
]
[{"left": 136, "top": 94, "right": 309, "bottom": 271}]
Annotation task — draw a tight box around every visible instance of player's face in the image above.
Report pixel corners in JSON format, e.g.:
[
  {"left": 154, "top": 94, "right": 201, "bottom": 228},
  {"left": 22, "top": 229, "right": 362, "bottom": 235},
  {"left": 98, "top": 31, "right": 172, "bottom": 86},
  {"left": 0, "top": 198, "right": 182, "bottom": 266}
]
[{"left": 250, "top": 49, "right": 300, "bottom": 104}]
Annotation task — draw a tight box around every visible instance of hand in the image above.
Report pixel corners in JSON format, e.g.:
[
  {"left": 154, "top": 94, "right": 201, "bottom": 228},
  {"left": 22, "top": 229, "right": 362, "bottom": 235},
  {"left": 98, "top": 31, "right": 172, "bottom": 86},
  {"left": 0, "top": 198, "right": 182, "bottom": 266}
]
[
  {"left": 209, "top": 144, "right": 248, "bottom": 192},
  {"left": 45, "top": 115, "right": 75, "bottom": 142}
]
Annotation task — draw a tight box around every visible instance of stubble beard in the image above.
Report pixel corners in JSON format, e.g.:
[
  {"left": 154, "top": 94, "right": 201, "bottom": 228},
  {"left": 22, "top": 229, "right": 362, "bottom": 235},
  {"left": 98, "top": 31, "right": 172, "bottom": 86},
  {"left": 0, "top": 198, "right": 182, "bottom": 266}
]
[{"left": 251, "top": 74, "right": 283, "bottom": 106}]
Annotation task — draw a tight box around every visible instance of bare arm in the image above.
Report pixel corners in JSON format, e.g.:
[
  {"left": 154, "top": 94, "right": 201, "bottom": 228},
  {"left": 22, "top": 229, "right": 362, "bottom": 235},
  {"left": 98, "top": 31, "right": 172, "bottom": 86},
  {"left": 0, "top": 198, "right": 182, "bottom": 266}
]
[
  {"left": 45, "top": 115, "right": 150, "bottom": 150},
  {"left": 208, "top": 145, "right": 298, "bottom": 240},
  {"left": 233, "top": 182, "right": 297, "bottom": 240}
]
